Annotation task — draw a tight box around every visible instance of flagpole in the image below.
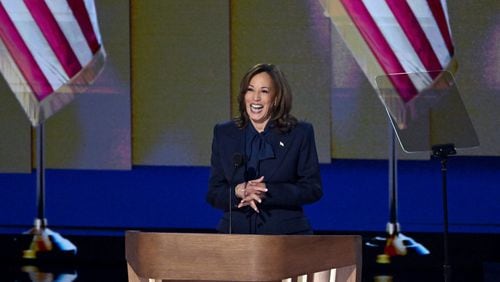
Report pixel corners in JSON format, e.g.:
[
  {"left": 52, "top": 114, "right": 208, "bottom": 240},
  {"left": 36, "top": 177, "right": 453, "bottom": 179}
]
[
  {"left": 387, "top": 122, "right": 399, "bottom": 240},
  {"left": 366, "top": 119, "right": 430, "bottom": 264},
  {"left": 36, "top": 123, "right": 47, "bottom": 229},
  {"left": 23, "top": 122, "right": 77, "bottom": 260}
]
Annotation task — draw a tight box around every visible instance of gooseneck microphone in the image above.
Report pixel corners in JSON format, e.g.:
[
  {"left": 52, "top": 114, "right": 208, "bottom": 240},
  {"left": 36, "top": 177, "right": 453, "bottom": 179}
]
[{"left": 229, "top": 153, "right": 244, "bottom": 234}]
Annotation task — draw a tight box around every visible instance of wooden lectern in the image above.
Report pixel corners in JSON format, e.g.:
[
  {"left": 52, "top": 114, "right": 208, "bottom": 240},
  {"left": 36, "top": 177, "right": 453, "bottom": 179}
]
[{"left": 126, "top": 231, "right": 362, "bottom": 282}]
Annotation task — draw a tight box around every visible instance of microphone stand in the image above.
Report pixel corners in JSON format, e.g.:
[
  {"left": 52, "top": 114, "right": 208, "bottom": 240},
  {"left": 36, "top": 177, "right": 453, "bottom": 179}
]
[
  {"left": 229, "top": 182, "right": 233, "bottom": 234},
  {"left": 229, "top": 154, "right": 244, "bottom": 234}
]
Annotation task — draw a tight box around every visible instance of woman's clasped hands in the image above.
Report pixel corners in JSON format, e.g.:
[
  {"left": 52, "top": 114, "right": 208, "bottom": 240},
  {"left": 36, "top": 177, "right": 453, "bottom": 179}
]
[{"left": 235, "top": 176, "right": 268, "bottom": 213}]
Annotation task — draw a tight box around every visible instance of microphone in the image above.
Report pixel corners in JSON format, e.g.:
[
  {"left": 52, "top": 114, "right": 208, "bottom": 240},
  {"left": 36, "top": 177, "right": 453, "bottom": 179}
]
[
  {"left": 229, "top": 153, "right": 244, "bottom": 234},
  {"left": 232, "top": 153, "right": 244, "bottom": 168}
]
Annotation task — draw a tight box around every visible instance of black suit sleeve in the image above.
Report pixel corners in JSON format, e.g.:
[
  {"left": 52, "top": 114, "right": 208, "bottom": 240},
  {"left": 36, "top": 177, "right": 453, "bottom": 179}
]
[
  {"left": 206, "top": 124, "right": 239, "bottom": 211},
  {"left": 262, "top": 123, "right": 323, "bottom": 208}
]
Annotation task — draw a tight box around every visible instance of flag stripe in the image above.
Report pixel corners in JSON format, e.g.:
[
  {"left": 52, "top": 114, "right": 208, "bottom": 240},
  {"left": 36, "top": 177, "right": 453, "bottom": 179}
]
[
  {"left": 45, "top": 0, "right": 93, "bottom": 66},
  {"left": 83, "top": 0, "right": 103, "bottom": 44},
  {"left": 364, "top": 0, "right": 432, "bottom": 93},
  {"left": 340, "top": 0, "right": 418, "bottom": 102},
  {"left": 428, "top": 0, "right": 454, "bottom": 56},
  {"left": 24, "top": 0, "right": 82, "bottom": 77},
  {"left": 0, "top": 39, "right": 33, "bottom": 98},
  {"left": 386, "top": 0, "right": 441, "bottom": 78},
  {"left": 68, "top": 0, "right": 100, "bottom": 53},
  {"left": 3, "top": 1, "right": 69, "bottom": 96},
  {"left": 407, "top": 1, "right": 451, "bottom": 70},
  {"left": 0, "top": 3, "right": 52, "bottom": 99}
]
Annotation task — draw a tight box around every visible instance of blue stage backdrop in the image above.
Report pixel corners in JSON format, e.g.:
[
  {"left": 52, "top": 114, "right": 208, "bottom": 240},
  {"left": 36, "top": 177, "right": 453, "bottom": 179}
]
[{"left": 0, "top": 157, "right": 498, "bottom": 234}]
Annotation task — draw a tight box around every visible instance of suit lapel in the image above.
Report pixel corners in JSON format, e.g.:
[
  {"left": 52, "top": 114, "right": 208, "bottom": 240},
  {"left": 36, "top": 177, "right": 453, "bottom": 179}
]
[{"left": 260, "top": 129, "right": 291, "bottom": 179}]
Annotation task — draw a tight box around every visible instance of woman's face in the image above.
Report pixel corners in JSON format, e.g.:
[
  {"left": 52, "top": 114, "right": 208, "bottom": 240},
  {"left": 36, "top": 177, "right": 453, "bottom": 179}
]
[{"left": 244, "top": 72, "right": 275, "bottom": 131}]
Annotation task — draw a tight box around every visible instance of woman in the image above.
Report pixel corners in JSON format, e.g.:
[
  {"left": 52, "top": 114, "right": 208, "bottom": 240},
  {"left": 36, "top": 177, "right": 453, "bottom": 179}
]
[{"left": 206, "top": 63, "right": 323, "bottom": 234}]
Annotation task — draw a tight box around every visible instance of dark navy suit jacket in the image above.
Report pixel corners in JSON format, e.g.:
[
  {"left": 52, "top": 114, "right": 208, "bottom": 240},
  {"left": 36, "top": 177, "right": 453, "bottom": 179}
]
[{"left": 206, "top": 120, "right": 323, "bottom": 234}]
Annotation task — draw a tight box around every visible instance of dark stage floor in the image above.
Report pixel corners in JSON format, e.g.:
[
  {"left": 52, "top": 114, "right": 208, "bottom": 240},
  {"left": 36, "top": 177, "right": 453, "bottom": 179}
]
[{"left": 0, "top": 228, "right": 499, "bottom": 282}]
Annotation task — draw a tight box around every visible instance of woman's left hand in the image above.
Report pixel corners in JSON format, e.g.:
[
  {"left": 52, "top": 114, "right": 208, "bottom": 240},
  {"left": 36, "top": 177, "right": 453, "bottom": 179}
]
[{"left": 238, "top": 176, "right": 267, "bottom": 213}]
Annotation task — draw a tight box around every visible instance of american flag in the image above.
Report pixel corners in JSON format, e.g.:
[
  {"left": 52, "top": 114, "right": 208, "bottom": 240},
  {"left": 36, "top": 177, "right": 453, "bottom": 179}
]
[
  {"left": 0, "top": 0, "right": 105, "bottom": 126},
  {"left": 319, "top": 0, "right": 457, "bottom": 129}
]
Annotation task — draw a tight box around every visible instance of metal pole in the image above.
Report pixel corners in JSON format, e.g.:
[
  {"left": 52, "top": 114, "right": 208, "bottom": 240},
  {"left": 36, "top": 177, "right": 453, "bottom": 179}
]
[
  {"left": 23, "top": 123, "right": 78, "bottom": 259},
  {"left": 431, "top": 143, "right": 455, "bottom": 282},
  {"left": 441, "top": 157, "right": 451, "bottom": 282},
  {"left": 387, "top": 122, "right": 398, "bottom": 235},
  {"left": 36, "top": 123, "right": 46, "bottom": 228}
]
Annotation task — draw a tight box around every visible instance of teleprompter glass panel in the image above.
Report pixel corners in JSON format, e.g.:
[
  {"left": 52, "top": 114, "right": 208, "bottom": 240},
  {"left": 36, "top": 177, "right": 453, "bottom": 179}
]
[{"left": 375, "top": 71, "right": 479, "bottom": 153}]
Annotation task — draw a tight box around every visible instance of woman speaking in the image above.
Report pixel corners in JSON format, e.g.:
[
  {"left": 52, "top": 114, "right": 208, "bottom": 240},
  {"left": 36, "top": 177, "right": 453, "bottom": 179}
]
[{"left": 206, "top": 63, "right": 323, "bottom": 234}]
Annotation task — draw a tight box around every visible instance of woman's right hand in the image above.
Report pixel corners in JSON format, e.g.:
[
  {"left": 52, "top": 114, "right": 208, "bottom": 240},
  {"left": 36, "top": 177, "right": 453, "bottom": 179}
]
[{"left": 236, "top": 176, "right": 267, "bottom": 213}]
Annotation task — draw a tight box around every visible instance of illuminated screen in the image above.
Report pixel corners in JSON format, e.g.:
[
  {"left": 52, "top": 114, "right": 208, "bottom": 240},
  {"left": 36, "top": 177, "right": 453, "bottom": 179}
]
[{"left": 0, "top": 0, "right": 498, "bottom": 173}]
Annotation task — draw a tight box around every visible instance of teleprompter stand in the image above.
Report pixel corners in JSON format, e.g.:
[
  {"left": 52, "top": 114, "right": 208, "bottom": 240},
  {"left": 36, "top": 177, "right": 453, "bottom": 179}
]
[
  {"left": 370, "top": 71, "right": 479, "bottom": 281},
  {"left": 431, "top": 143, "right": 456, "bottom": 282}
]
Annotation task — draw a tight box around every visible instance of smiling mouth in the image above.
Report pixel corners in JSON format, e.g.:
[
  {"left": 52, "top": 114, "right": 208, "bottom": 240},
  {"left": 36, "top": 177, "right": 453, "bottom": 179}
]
[{"left": 250, "top": 104, "right": 264, "bottom": 112}]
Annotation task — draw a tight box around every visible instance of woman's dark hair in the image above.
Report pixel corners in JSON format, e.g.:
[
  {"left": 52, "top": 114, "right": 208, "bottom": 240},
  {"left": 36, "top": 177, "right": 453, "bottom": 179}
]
[{"left": 234, "top": 63, "right": 297, "bottom": 132}]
